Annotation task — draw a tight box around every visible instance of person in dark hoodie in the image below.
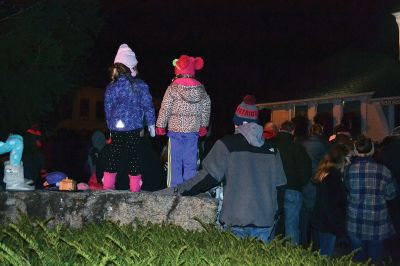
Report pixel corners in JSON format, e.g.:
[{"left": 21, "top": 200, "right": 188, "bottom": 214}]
[
  {"left": 158, "top": 96, "right": 287, "bottom": 243},
  {"left": 298, "top": 123, "right": 327, "bottom": 246},
  {"left": 88, "top": 130, "right": 106, "bottom": 189},
  {"left": 381, "top": 126, "right": 400, "bottom": 262},
  {"left": 22, "top": 125, "right": 46, "bottom": 188},
  {"left": 312, "top": 144, "right": 347, "bottom": 256},
  {"left": 274, "top": 120, "right": 312, "bottom": 245},
  {"left": 137, "top": 131, "right": 167, "bottom": 191}
]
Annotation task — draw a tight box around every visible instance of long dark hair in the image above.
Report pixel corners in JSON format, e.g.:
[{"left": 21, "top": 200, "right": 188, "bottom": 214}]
[
  {"left": 314, "top": 144, "right": 348, "bottom": 183},
  {"left": 109, "top": 63, "right": 132, "bottom": 83}
]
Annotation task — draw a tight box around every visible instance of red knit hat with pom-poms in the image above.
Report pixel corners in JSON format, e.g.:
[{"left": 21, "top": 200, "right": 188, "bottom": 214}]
[
  {"left": 233, "top": 95, "right": 259, "bottom": 126},
  {"left": 173, "top": 55, "right": 204, "bottom": 75}
]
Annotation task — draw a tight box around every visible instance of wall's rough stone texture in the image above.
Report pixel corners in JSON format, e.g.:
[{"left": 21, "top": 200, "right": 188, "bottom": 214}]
[{"left": 0, "top": 191, "right": 217, "bottom": 231}]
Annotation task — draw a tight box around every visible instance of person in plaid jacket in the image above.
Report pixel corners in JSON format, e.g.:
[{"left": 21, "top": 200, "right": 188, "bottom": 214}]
[{"left": 345, "top": 135, "right": 398, "bottom": 263}]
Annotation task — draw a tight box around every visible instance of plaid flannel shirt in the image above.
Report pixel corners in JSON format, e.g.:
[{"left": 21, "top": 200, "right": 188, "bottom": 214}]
[{"left": 345, "top": 156, "right": 398, "bottom": 240}]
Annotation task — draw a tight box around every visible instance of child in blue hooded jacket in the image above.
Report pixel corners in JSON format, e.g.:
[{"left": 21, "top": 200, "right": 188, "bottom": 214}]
[{"left": 102, "top": 44, "right": 156, "bottom": 192}]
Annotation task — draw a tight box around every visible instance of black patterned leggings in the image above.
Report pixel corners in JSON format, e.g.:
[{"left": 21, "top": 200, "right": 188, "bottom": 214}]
[{"left": 103, "top": 130, "right": 142, "bottom": 176}]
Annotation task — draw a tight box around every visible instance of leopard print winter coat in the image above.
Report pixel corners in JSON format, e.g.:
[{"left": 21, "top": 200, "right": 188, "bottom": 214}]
[{"left": 156, "top": 84, "right": 211, "bottom": 133}]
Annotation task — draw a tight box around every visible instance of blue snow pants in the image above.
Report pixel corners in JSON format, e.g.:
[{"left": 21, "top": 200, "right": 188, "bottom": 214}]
[{"left": 167, "top": 131, "right": 198, "bottom": 187}]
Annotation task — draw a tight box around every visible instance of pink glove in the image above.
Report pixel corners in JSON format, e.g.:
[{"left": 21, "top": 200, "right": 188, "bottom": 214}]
[
  {"left": 156, "top": 127, "right": 166, "bottom": 136},
  {"left": 199, "top": 127, "right": 207, "bottom": 137}
]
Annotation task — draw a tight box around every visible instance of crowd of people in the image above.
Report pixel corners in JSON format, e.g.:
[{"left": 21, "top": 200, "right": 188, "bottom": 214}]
[
  {"left": 0, "top": 43, "right": 399, "bottom": 264},
  {"left": 169, "top": 117, "right": 399, "bottom": 264}
]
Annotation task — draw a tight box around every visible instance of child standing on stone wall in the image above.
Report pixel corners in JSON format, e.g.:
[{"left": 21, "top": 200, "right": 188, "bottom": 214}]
[
  {"left": 102, "top": 44, "right": 156, "bottom": 192},
  {"left": 156, "top": 55, "right": 211, "bottom": 188}
]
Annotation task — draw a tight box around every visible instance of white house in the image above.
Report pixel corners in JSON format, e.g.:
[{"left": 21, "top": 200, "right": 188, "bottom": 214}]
[{"left": 257, "top": 12, "right": 400, "bottom": 141}]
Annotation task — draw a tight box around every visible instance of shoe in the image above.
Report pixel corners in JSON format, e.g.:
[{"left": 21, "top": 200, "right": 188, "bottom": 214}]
[
  {"left": 88, "top": 172, "right": 103, "bottom": 190},
  {"left": 102, "top": 172, "right": 116, "bottom": 190},
  {"left": 4, "top": 161, "right": 34, "bottom": 185},
  {"left": 129, "top": 174, "right": 142, "bottom": 192},
  {"left": 4, "top": 163, "right": 34, "bottom": 191}
]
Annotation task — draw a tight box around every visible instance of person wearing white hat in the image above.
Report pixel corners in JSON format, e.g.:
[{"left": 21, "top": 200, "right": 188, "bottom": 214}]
[
  {"left": 114, "top": 44, "right": 139, "bottom": 77},
  {"left": 102, "top": 43, "right": 156, "bottom": 192}
]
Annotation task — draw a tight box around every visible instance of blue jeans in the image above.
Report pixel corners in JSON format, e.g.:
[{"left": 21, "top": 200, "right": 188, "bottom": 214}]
[
  {"left": 284, "top": 189, "right": 302, "bottom": 245},
  {"left": 300, "top": 181, "right": 317, "bottom": 246},
  {"left": 350, "top": 237, "right": 383, "bottom": 263},
  {"left": 0, "top": 135, "right": 23, "bottom": 166},
  {"left": 168, "top": 132, "right": 198, "bottom": 187},
  {"left": 227, "top": 225, "right": 275, "bottom": 244},
  {"left": 319, "top": 232, "right": 336, "bottom": 256}
]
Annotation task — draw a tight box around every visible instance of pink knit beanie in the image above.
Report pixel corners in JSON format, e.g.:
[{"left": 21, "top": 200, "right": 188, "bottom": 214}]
[{"left": 114, "top": 44, "right": 138, "bottom": 69}]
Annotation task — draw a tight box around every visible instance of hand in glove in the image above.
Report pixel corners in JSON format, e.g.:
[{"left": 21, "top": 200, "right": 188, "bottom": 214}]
[
  {"left": 156, "top": 127, "right": 166, "bottom": 136},
  {"left": 199, "top": 127, "right": 207, "bottom": 137},
  {"left": 148, "top": 125, "right": 156, "bottom": 137}
]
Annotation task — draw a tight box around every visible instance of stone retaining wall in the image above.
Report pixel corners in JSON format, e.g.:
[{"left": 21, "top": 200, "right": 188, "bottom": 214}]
[{"left": 0, "top": 191, "right": 217, "bottom": 231}]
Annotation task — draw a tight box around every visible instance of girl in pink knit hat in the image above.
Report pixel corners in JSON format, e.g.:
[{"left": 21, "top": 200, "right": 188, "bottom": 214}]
[
  {"left": 102, "top": 44, "right": 156, "bottom": 192},
  {"left": 156, "top": 55, "right": 211, "bottom": 187}
]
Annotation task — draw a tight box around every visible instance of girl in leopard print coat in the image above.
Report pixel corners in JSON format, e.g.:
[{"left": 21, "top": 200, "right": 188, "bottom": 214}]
[{"left": 156, "top": 55, "right": 211, "bottom": 187}]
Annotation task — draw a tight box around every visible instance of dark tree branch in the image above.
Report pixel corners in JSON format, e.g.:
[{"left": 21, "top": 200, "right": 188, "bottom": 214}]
[
  {"left": 0, "top": 1, "right": 42, "bottom": 23},
  {"left": 34, "top": 43, "right": 42, "bottom": 66}
]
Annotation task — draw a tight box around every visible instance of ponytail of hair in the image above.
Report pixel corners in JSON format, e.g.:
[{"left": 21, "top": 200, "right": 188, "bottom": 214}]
[{"left": 109, "top": 63, "right": 131, "bottom": 83}]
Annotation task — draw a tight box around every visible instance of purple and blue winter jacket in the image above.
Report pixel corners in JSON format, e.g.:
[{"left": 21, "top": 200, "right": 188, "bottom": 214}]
[{"left": 104, "top": 75, "right": 155, "bottom": 131}]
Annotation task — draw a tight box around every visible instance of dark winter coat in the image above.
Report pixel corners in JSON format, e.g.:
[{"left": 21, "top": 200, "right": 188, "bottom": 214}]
[
  {"left": 176, "top": 123, "right": 287, "bottom": 227},
  {"left": 88, "top": 130, "right": 106, "bottom": 182},
  {"left": 381, "top": 135, "right": 400, "bottom": 257},
  {"left": 381, "top": 135, "right": 400, "bottom": 181},
  {"left": 312, "top": 168, "right": 346, "bottom": 236},
  {"left": 274, "top": 132, "right": 312, "bottom": 191},
  {"left": 299, "top": 135, "right": 327, "bottom": 175},
  {"left": 299, "top": 135, "right": 327, "bottom": 210},
  {"left": 22, "top": 133, "right": 45, "bottom": 188}
]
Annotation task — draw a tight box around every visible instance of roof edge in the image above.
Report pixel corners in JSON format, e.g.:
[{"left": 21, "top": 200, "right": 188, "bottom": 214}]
[
  {"left": 257, "top": 92, "right": 375, "bottom": 108},
  {"left": 370, "top": 96, "right": 400, "bottom": 105}
]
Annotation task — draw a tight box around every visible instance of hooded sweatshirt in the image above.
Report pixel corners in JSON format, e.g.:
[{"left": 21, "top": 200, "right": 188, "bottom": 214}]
[
  {"left": 176, "top": 122, "right": 287, "bottom": 227},
  {"left": 156, "top": 83, "right": 211, "bottom": 133},
  {"left": 274, "top": 131, "right": 311, "bottom": 191},
  {"left": 88, "top": 130, "right": 106, "bottom": 173}
]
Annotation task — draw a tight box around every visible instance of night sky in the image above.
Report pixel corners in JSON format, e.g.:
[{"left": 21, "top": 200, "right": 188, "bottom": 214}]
[{"left": 89, "top": 1, "right": 399, "bottom": 135}]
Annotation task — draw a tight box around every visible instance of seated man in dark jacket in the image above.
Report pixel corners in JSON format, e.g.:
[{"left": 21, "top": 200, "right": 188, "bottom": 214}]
[{"left": 161, "top": 96, "right": 287, "bottom": 243}]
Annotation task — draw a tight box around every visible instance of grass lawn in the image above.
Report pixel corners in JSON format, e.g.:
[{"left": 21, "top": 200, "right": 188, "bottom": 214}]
[{"left": 0, "top": 216, "right": 364, "bottom": 265}]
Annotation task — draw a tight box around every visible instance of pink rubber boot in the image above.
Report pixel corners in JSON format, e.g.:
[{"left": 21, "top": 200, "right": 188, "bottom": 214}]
[
  {"left": 129, "top": 174, "right": 142, "bottom": 192},
  {"left": 102, "top": 172, "right": 116, "bottom": 190}
]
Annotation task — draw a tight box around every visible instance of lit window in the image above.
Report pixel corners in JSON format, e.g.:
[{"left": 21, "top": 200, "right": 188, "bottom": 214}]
[
  {"left": 79, "top": 99, "right": 90, "bottom": 118},
  {"left": 96, "top": 101, "right": 104, "bottom": 119},
  {"left": 342, "top": 101, "right": 361, "bottom": 136}
]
